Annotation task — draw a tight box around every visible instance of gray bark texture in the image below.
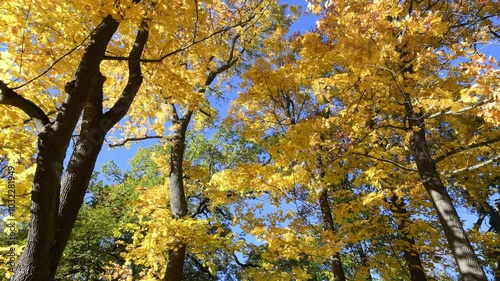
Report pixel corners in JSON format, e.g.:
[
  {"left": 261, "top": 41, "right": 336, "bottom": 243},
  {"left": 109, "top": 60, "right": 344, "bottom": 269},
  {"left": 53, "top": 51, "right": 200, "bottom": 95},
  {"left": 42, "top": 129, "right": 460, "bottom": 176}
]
[
  {"left": 10, "top": 15, "right": 149, "bottom": 281},
  {"left": 164, "top": 111, "right": 191, "bottom": 281},
  {"left": 405, "top": 104, "right": 487, "bottom": 281}
]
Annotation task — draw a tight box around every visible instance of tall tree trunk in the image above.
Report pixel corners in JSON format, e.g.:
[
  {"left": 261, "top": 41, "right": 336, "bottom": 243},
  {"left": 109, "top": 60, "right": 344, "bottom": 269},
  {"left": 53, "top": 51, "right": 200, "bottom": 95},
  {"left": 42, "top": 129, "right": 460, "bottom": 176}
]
[
  {"left": 319, "top": 189, "right": 346, "bottom": 281},
  {"left": 405, "top": 104, "right": 487, "bottom": 281},
  {"left": 388, "top": 194, "right": 427, "bottom": 281},
  {"left": 11, "top": 16, "right": 120, "bottom": 281},
  {"left": 12, "top": 16, "right": 149, "bottom": 280},
  {"left": 161, "top": 52, "right": 238, "bottom": 281},
  {"left": 163, "top": 109, "right": 192, "bottom": 281}
]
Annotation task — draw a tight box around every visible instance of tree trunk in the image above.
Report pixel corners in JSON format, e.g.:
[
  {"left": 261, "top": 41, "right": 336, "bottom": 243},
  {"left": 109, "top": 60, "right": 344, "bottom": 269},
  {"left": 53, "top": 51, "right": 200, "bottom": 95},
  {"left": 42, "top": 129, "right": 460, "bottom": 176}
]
[
  {"left": 11, "top": 16, "right": 120, "bottom": 281},
  {"left": 163, "top": 110, "right": 192, "bottom": 281},
  {"left": 161, "top": 51, "right": 235, "bottom": 280},
  {"left": 388, "top": 194, "right": 427, "bottom": 281},
  {"left": 12, "top": 15, "right": 150, "bottom": 280},
  {"left": 319, "top": 189, "right": 346, "bottom": 281},
  {"left": 405, "top": 104, "right": 487, "bottom": 281}
]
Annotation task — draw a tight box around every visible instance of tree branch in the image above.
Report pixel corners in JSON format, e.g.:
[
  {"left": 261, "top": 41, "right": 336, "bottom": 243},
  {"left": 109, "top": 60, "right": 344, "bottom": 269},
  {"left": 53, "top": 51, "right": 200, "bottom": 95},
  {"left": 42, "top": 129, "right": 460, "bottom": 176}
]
[
  {"left": 204, "top": 34, "right": 240, "bottom": 86},
  {"left": 434, "top": 137, "right": 500, "bottom": 163},
  {"left": 1, "top": 110, "right": 57, "bottom": 130},
  {"left": 102, "top": 19, "right": 150, "bottom": 129},
  {"left": 12, "top": 30, "right": 94, "bottom": 90},
  {"left": 107, "top": 135, "right": 162, "bottom": 148},
  {"left": 352, "top": 151, "right": 418, "bottom": 172},
  {"left": 103, "top": 15, "right": 251, "bottom": 64},
  {"left": 489, "top": 26, "right": 500, "bottom": 39},
  {"left": 441, "top": 154, "right": 499, "bottom": 176},
  {"left": 233, "top": 253, "right": 259, "bottom": 268},
  {"left": 190, "top": 197, "right": 209, "bottom": 218},
  {"left": 199, "top": 108, "right": 212, "bottom": 118},
  {"left": 425, "top": 99, "right": 491, "bottom": 119},
  {"left": 0, "top": 81, "right": 50, "bottom": 131}
]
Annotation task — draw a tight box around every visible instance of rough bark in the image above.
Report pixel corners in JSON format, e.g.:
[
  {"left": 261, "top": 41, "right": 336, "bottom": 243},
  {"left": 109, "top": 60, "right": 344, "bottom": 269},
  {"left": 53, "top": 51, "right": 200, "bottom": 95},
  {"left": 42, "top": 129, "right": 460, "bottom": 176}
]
[
  {"left": 162, "top": 43, "right": 239, "bottom": 281},
  {"left": 405, "top": 104, "right": 487, "bottom": 281},
  {"left": 11, "top": 15, "right": 150, "bottom": 281},
  {"left": 164, "top": 109, "right": 192, "bottom": 281},
  {"left": 319, "top": 189, "right": 346, "bottom": 281},
  {"left": 11, "top": 16, "right": 120, "bottom": 281},
  {"left": 388, "top": 194, "right": 427, "bottom": 281}
]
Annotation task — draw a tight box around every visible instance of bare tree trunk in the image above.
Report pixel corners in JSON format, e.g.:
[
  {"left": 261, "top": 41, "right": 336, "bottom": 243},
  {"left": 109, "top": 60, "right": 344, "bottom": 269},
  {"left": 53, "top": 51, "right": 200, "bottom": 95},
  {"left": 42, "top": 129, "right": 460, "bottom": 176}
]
[
  {"left": 388, "top": 194, "right": 427, "bottom": 281},
  {"left": 405, "top": 104, "right": 487, "bottom": 281}
]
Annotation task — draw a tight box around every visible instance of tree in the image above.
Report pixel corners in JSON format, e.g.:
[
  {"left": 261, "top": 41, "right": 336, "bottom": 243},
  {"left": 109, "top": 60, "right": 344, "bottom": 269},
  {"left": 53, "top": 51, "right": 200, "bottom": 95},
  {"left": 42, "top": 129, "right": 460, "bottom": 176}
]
[
  {"left": 213, "top": 0, "right": 499, "bottom": 280},
  {"left": 0, "top": 0, "right": 280, "bottom": 280},
  {"left": 111, "top": 128, "right": 269, "bottom": 280},
  {"left": 2, "top": 0, "right": 498, "bottom": 280},
  {"left": 306, "top": 0, "right": 499, "bottom": 279},
  {"left": 219, "top": 22, "right": 434, "bottom": 280}
]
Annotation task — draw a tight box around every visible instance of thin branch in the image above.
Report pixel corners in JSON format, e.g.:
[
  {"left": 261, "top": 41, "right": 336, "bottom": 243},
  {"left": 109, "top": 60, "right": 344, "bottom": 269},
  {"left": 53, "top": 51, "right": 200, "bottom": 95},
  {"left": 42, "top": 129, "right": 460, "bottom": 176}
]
[
  {"left": 434, "top": 137, "right": 500, "bottom": 163},
  {"left": 425, "top": 99, "right": 492, "bottom": 119},
  {"left": 192, "top": 0, "right": 199, "bottom": 44},
  {"left": 473, "top": 210, "right": 486, "bottom": 231},
  {"left": 103, "top": 16, "right": 251, "bottom": 63},
  {"left": 204, "top": 33, "right": 240, "bottom": 85},
  {"left": 187, "top": 253, "right": 216, "bottom": 279},
  {"left": 441, "top": 154, "right": 499, "bottom": 176},
  {"left": 108, "top": 135, "right": 162, "bottom": 148},
  {"left": 489, "top": 26, "right": 500, "bottom": 39},
  {"left": 451, "top": 14, "right": 497, "bottom": 29},
  {"left": 190, "top": 197, "right": 209, "bottom": 218},
  {"left": 18, "top": 0, "right": 33, "bottom": 78},
  {"left": 13, "top": 26, "right": 95, "bottom": 90},
  {"left": 352, "top": 151, "right": 418, "bottom": 172},
  {"left": 0, "top": 81, "right": 50, "bottom": 131},
  {"left": 199, "top": 108, "right": 212, "bottom": 118}
]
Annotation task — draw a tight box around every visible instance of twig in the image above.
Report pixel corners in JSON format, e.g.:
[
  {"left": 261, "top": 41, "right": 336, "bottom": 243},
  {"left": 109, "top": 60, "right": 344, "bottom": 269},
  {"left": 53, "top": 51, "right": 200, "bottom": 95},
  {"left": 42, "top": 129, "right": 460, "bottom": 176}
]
[{"left": 103, "top": 19, "right": 250, "bottom": 63}]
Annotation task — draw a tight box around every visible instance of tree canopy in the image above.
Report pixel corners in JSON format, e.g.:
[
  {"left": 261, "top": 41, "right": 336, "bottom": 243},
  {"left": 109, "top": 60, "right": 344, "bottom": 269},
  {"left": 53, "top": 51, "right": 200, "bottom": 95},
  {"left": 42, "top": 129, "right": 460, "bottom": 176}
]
[{"left": 0, "top": 0, "right": 499, "bottom": 280}]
